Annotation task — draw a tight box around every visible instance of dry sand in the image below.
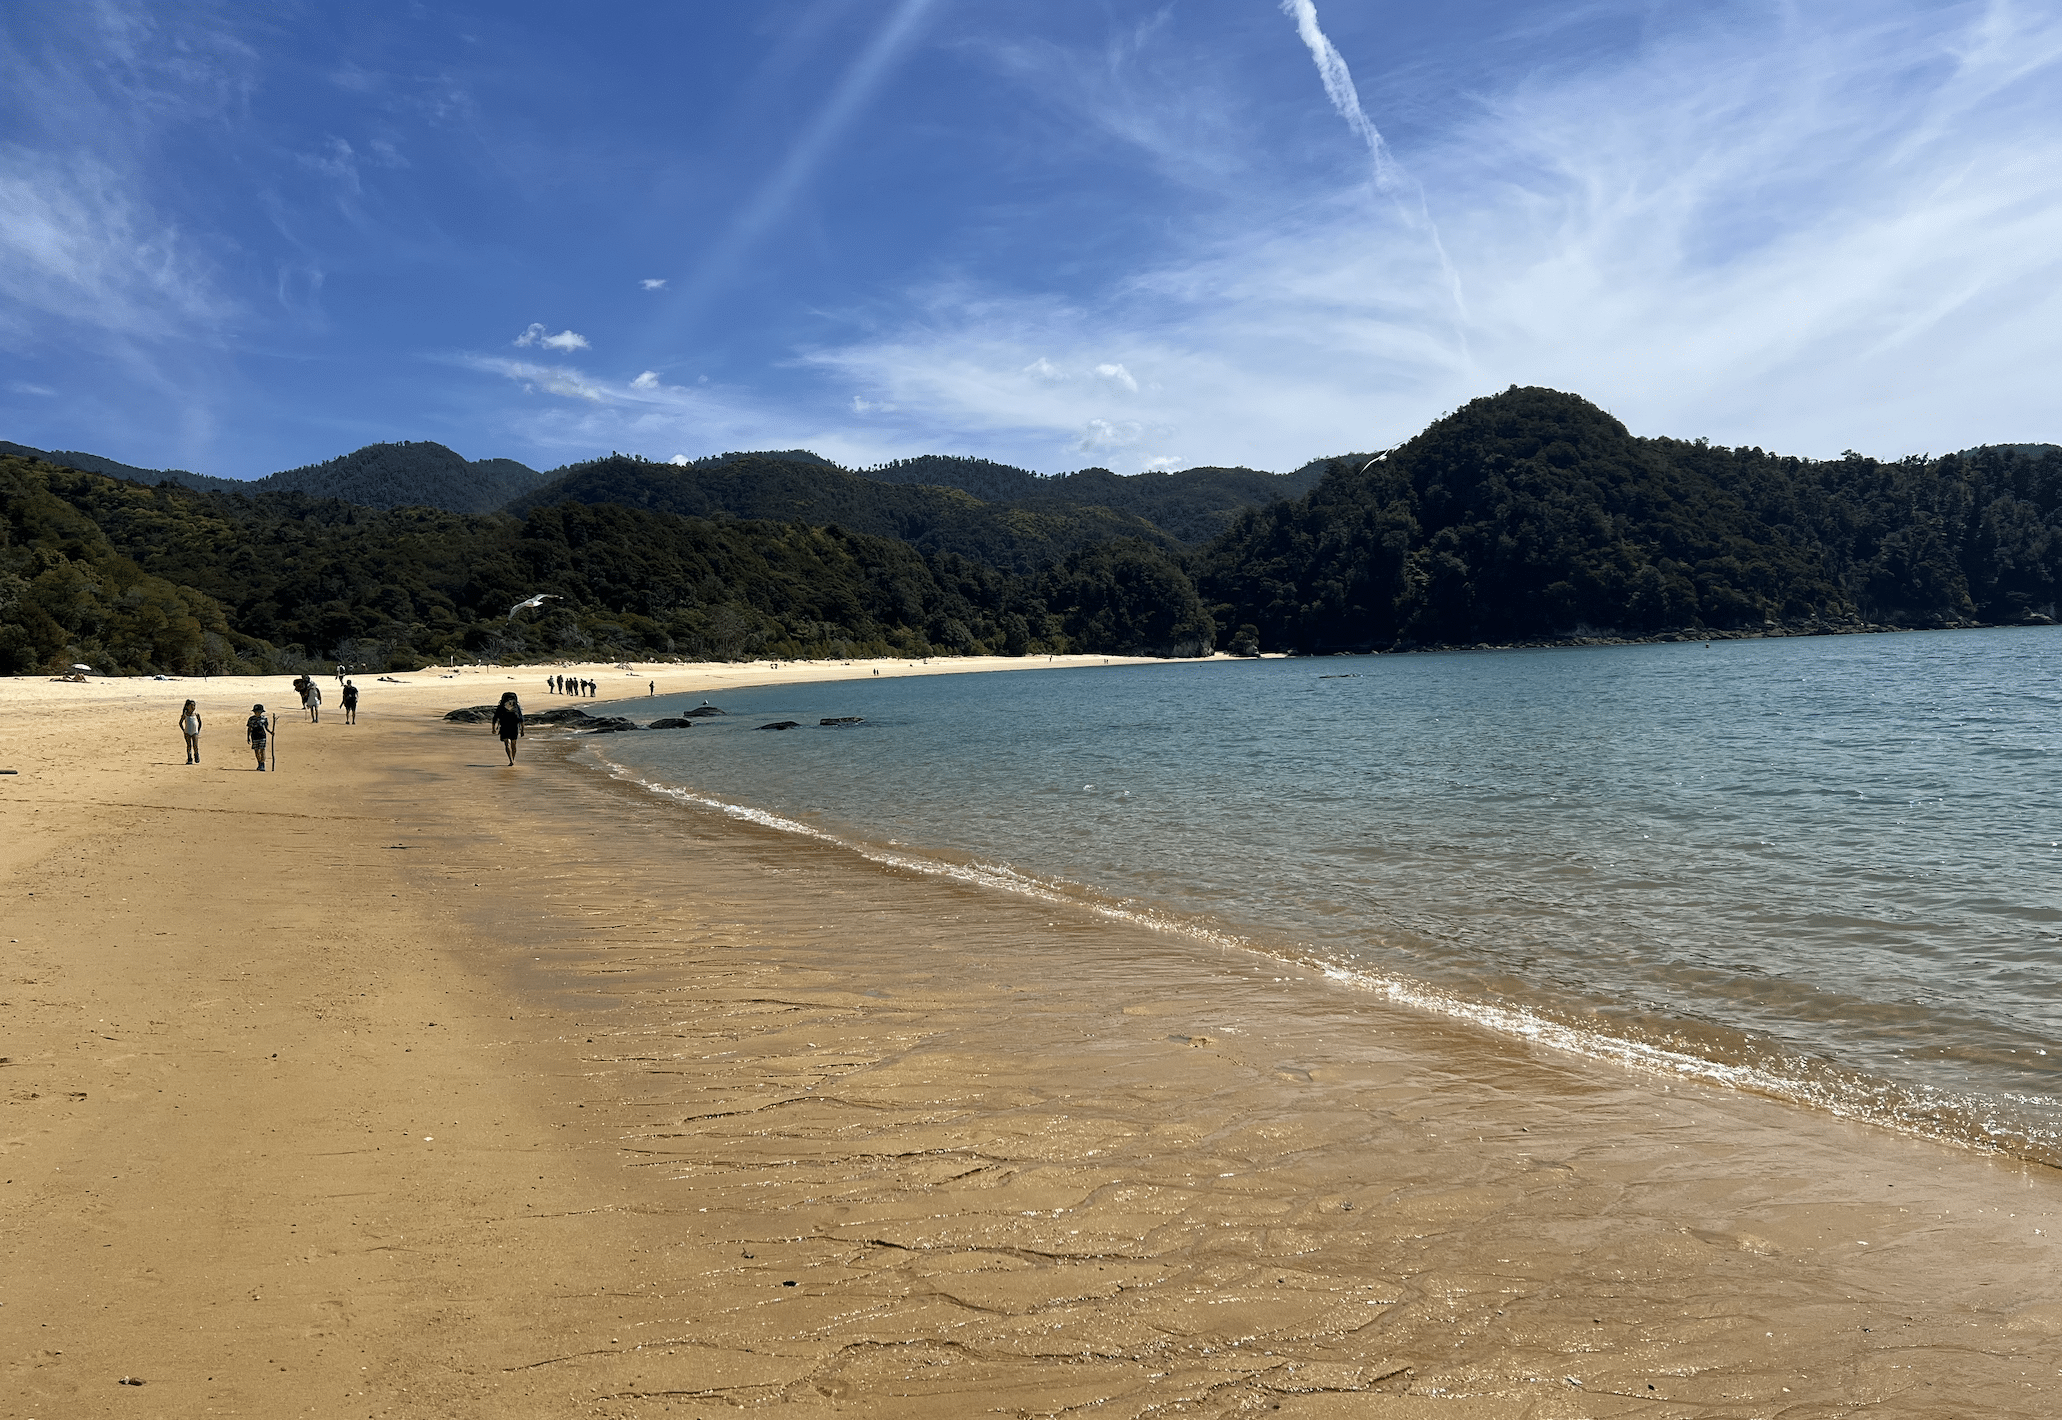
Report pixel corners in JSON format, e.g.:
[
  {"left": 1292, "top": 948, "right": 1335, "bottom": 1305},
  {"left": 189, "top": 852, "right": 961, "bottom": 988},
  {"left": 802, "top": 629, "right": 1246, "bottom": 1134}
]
[{"left": 3, "top": 658, "right": 2059, "bottom": 1418}]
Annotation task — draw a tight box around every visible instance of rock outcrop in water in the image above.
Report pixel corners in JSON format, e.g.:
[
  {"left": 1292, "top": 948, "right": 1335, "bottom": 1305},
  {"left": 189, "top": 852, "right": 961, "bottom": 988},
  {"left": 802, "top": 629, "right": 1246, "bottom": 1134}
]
[
  {"left": 646, "top": 717, "right": 696, "bottom": 729},
  {"left": 756, "top": 721, "right": 801, "bottom": 731},
  {"left": 580, "top": 716, "right": 642, "bottom": 733}
]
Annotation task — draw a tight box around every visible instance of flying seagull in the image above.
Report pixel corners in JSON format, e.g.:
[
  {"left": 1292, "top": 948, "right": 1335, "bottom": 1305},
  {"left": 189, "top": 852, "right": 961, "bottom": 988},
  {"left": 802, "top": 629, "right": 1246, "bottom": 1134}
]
[{"left": 507, "top": 593, "right": 560, "bottom": 620}]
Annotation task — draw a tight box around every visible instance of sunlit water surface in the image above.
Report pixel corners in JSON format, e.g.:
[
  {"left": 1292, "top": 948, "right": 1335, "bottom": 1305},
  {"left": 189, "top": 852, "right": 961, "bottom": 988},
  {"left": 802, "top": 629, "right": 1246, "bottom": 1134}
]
[{"left": 584, "top": 629, "right": 2062, "bottom": 1163}]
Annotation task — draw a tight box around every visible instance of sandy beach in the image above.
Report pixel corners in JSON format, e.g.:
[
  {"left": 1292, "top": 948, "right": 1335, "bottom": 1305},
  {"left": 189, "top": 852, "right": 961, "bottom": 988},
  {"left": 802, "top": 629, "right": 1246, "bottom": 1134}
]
[{"left": 3, "top": 656, "right": 2059, "bottom": 1418}]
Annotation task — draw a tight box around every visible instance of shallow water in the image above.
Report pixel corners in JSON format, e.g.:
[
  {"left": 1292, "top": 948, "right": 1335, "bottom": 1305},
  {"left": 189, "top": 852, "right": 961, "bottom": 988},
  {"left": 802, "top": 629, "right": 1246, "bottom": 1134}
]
[{"left": 585, "top": 629, "right": 2062, "bottom": 1163}]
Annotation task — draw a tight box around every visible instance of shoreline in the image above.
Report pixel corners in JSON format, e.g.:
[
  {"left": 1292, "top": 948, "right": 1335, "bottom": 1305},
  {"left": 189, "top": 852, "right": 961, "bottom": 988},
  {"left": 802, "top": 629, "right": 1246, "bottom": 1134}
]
[{"left": 4, "top": 668, "right": 2060, "bottom": 1414}]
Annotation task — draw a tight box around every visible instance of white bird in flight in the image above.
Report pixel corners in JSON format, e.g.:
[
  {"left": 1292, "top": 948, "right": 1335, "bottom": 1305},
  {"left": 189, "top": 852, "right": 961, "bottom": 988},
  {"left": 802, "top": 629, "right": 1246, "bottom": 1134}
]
[{"left": 507, "top": 593, "right": 560, "bottom": 620}]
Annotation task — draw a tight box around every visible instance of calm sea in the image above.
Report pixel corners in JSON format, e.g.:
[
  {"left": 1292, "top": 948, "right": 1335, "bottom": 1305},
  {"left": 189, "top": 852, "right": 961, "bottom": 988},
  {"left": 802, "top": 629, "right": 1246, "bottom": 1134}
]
[{"left": 584, "top": 629, "right": 2062, "bottom": 1164}]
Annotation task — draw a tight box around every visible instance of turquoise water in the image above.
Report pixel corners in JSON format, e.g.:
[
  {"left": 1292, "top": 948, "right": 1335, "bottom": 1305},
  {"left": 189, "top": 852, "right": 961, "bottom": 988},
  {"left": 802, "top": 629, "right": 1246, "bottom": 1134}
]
[{"left": 585, "top": 629, "right": 2062, "bottom": 1163}]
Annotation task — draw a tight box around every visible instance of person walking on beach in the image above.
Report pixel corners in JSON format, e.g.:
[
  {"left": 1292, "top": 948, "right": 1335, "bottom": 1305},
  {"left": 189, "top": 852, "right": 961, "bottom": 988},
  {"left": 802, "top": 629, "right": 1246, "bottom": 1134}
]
[
  {"left": 305, "top": 679, "right": 323, "bottom": 723},
  {"left": 246, "top": 704, "right": 270, "bottom": 770},
  {"left": 179, "top": 699, "right": 202, "bottom": 764},
  {"left": 648, "top": 679, "right": 655, "bottom": 696},
  {"left": 491, "top": 691, "right": 525, "bottom": 765},
  {"left": 341, "top": 679, "right": 359, "bottom": 724}
]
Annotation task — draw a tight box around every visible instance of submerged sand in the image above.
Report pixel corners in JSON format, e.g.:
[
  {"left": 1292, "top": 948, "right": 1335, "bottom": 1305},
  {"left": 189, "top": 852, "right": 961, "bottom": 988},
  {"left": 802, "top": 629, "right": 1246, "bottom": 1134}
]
[{"left": 3, "top": 659, "right": 2059, "bottom": 1417}]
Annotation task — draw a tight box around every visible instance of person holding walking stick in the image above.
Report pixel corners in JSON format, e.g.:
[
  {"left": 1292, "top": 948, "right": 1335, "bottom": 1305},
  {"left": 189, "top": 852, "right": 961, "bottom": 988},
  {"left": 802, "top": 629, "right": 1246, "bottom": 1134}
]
[{"left": 246, "top": 703, "right": 270, "bottom": 771}]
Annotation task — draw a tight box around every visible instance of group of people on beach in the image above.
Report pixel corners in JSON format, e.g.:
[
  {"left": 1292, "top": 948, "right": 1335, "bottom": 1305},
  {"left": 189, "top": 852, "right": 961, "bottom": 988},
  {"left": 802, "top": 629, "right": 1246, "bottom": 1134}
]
[
  {"left": 177, "top": 673, "right": 361, "bottom": 771},
  {"left": 287, "top": 673, "right": 360, "bottom": 725},
  {"left": 547, "top": 674, "right": 596, "bottom": 697}
]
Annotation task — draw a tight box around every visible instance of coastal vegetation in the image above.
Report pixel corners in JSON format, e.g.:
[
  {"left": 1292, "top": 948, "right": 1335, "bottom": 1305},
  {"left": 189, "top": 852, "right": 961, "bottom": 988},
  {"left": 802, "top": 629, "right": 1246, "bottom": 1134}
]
[{"left": 5, "top": 387, "right": 2057, "bottom": 675}]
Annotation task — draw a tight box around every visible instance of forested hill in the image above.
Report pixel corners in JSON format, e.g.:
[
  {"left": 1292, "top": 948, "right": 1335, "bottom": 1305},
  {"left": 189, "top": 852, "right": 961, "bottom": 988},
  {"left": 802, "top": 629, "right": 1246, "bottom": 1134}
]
[
  {"left": 508, "top": 454, "right": 1178, "bottom": 574},
  {"left": 0, "top": 452, "right": 1210, "bottom": 675},
  {"left": 0, "top": 440, "right": 246, "bottom": 496},
  {"left": 256, "top": 441, "right": 549, "bottom": 512},
  {"left": 0, "top": 438, "right": 548, "bottom": 512},
  {"left": 864, "top": 455, "right": 1328, "bottom": 543},
  {"left": 1196, "top": 387, "right": 2062, "bottom": 653},
  {"left": 8, "top": 386, "right": 2058, "bottom": 675}
]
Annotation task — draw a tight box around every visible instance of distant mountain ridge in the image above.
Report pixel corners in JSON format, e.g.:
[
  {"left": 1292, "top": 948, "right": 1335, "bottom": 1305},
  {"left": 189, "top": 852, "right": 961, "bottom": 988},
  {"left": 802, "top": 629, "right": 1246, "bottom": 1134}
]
[
  {"left": 0, "top": 437, "right": 547, "bottom": 513},
  {"left": 863, "top": 455, "right": 1329, "bottom": 543},
  {"left": 2, "top": 436, "right": 1330, "bottom": 543},
  {"left": 508, "top": 453, "right": 1180, "bottom": 575}
]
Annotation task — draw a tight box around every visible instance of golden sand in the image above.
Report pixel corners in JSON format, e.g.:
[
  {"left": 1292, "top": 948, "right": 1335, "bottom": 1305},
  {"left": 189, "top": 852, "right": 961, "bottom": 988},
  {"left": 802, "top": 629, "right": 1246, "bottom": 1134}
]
[{"left": 3, "top": 659, "right": 2059, "bottom": 1417}]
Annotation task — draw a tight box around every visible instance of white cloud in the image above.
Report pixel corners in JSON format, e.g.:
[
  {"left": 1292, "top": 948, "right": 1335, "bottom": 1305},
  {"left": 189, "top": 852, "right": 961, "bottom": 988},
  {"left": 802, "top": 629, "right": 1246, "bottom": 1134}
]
[
  {"left": 1073, "top": 418, "right": 1144, "bottom": 453},
  {"left": 631, "top": 370, "right": 660, "bottom": 391},
  {"left": 0, "top": 152, "right": 240, "bottom": 346},
  {"left": 851, "top": 395, "right": 897, "bottom": 413},
  {"left": 514, "top": 323, "right": 590, "bottom": 352},
  {"left": 1093, "top": 362, "right": 1138, "bottom": 393},
  {"left": 796, "top": 0, "right": 2062, "bottom": 467},
  {"left": 668, "top": 453, "right": 691, "bottom": 465},
  {"left": 9, "top": 381, "right": 57, "bottom": 397},
  {"left": 641, "top": 278, "right": 667, "bottom": 290}
]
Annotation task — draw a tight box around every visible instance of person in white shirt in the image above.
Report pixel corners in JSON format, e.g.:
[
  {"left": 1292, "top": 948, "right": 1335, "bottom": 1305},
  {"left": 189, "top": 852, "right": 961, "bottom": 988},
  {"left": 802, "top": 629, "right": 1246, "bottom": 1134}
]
[{"left": 179, "top": 700, "right": 202, "bottom": 764}]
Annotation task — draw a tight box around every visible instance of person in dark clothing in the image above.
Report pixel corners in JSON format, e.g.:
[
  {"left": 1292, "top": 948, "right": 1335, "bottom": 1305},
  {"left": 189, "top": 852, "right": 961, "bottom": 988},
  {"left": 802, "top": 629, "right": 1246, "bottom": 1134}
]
[
  {"left": 341, "top": 680, "right": 359, "bottom": 724},
  {"left": 491, "top": 692, "right": 524, "bottom": 765},
  {"left": 246, "top": 703, "right": 270, "bottom": 770}
]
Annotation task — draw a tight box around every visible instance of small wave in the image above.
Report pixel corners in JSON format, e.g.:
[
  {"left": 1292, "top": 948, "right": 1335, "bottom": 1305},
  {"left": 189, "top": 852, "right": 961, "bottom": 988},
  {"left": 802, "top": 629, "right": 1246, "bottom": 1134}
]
[{"left": 588, "top": 750, "right": 2059, "bottom": 1168}]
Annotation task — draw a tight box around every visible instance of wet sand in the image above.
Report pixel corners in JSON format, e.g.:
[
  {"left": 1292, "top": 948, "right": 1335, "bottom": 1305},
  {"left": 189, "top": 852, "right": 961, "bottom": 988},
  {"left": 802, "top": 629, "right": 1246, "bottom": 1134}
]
[{"left": 3, "top": 662, "right": 2059, "bottom": 1417}]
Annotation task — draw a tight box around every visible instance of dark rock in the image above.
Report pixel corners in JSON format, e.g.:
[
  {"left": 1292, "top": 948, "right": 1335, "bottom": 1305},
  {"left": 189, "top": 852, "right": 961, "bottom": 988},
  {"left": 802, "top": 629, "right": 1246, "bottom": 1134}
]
[
  {"left": 580, "top": 716, "right": 642, "bottom": 733},
  {"left": 755, "top": 720, "right": 801, "bottom": 731},
  {"left": 527, "top": 706, "right": 595, "bottom": 725},
  {"left": 646, "top": 717, "right": 697, "bottom": 729},
  {"left": 682, "top": 705, "right": 727, "bottom": 717},
  {"left": 442, "top": 705, "right": 498, "bottom": 723},
  {"left": 819, "top": 716, "right": 863, "bottom": 726}
]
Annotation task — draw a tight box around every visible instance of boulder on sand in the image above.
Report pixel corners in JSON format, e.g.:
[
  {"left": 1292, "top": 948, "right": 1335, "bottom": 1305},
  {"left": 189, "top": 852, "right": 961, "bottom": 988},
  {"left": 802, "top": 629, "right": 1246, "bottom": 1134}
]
[{"left": 442, "top": 705, "right": 497, "bottom": 723}]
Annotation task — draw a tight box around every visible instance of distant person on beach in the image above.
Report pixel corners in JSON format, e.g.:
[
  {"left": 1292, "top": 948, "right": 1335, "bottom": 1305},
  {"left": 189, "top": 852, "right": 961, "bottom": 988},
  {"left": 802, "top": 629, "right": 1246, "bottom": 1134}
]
[
  {"left": 246, "top": 704, "right": 269, "bottom": 770},
  {"left": 491, "top": 691, "right": 525, "bottom": 765},
  {"left": 179, "top": 699, "right": 202, "bottom": 764},
  {"left": 305, "top": 679, "right": 322, "bottom": 723},
  {"left": 335, "top": 663, "right": 346, "bottom": 683},
  {"left": 341, "top": 680, "right": 359, "bottom": 724},
  {"left": 649, "top": 680, "right": 654, "bottom": 696}
]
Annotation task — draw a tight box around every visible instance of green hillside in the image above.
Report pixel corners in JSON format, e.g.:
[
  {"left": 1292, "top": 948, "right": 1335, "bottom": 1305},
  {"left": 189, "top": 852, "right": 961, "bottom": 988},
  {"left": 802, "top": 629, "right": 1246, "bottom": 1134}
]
[
  {"left": 1, "top": 453, "right": 1207, "bottom": 675},
  {"left": 509, "top": 454, "right": 1178, "bottom": 574},
  {"left": 865, "top": 455, "right": 1326, "bottom": 543},
  {"left": 1196, "top": 388, "right": 2061, "bottom": 652}
]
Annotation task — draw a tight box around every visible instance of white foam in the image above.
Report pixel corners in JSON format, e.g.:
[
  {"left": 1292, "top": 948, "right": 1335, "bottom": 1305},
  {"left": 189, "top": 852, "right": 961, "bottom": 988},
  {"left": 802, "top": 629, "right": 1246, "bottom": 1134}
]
[{"left": 589, "top": 750, "right": 2054, "bottom": 1163}]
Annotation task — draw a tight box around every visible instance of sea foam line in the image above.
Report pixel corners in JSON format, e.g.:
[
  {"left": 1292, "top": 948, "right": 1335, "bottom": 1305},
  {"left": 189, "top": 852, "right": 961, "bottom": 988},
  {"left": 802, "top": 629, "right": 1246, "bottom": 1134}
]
[{"left": 593, "top": 754, "right": 2052, "bottom": 1164}]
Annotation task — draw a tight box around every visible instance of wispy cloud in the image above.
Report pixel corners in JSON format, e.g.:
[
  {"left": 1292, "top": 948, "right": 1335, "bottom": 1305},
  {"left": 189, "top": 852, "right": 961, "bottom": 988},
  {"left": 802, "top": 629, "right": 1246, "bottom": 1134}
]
[
  {"left": 794, "top": 0, "right": 2062, "bottom": 467},
  {"left": 514, "top": 322, "right": 589, "bottom": 352},
  {"left": 0, "top": 151, "right": 239, "bottom": 344},
  {"left": 671, "top": 0, "right": 940, "bottom": 316},
  {"left": 640, "top": 277, "right": 667, "bottom": 291}
]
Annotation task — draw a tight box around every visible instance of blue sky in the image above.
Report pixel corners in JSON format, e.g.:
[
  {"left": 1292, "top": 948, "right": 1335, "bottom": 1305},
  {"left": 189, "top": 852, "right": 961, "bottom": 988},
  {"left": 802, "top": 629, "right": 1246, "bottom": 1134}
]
[{"left": 2, "top": 1, "right": 2059, "bottom": 479}]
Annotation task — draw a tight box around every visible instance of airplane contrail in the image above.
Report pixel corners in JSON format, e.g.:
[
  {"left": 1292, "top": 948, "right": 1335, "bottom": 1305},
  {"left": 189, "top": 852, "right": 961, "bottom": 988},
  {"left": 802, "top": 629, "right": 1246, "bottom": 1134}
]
[
  {"left": 1278, "top": 0, "right": 1469, "bottom": 325},
  {"left": 674, "top": 0, "right": 939, "bottom": 318}
]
